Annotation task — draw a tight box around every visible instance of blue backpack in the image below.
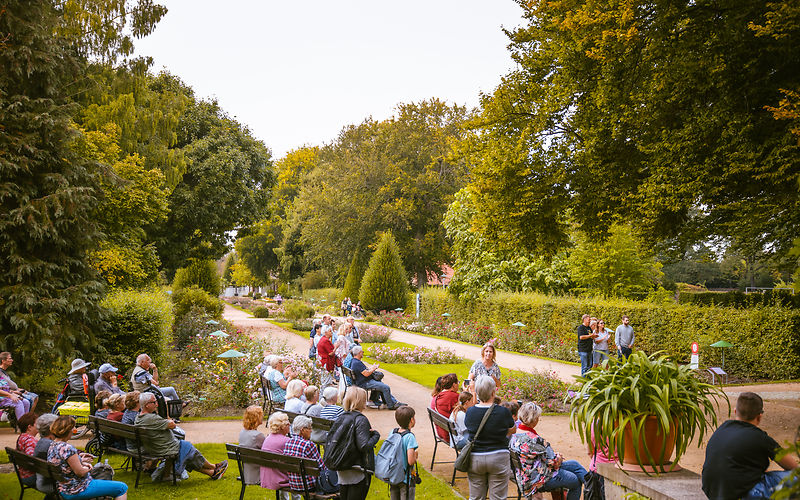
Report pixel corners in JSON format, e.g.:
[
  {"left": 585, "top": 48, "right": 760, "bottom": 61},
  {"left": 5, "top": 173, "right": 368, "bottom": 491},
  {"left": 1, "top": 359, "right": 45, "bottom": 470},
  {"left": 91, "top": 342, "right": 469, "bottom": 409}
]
[{"left": 374, "top": 429, "right": 410, "bottom": 485}]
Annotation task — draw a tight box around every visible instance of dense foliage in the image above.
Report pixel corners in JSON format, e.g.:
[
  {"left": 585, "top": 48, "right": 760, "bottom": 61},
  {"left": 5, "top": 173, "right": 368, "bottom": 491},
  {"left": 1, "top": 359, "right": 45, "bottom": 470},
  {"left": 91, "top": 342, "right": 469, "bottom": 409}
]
[
  {"left": 173, "top": 259, "right": 222, "bottom": 296},
  {"left": 341, "top": 250, "right": 369, "bottom": 303},
  {"left": 359, "top": 233, "right": 409, "bottom": 311},
  {"left": 171, "top": 285, "right": 224, "bottom": 319}
]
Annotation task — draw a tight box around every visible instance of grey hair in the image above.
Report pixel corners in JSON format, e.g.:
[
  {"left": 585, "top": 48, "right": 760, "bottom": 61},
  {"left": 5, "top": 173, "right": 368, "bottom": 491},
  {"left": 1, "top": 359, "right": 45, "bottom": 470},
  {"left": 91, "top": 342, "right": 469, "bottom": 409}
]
[
  {"left": 36, "top": 414, "right": 58, "bottom": 437},
  {"left": 518, "top": 402, "right": 542, "bottom": 426},
  {"left": 136, "top": 353, "right": 149, "bottom": 365},
  {"left": 139, "top": 392, "right": 156, "bottom": 408},
  {"left": 322, "top": 386, "right": 338, "bottom": 405},
  {"left": 475, "top": 375, "right": 496, "bottom": 403},
  {"left": 269, "top": 355, "right": 283, "bottom": 368},
  {"left": 350, "top": 345, "right": 363, "bottom": 356},
  {"left": 292, "top": 415, "right": 313, "bottom": 434}
]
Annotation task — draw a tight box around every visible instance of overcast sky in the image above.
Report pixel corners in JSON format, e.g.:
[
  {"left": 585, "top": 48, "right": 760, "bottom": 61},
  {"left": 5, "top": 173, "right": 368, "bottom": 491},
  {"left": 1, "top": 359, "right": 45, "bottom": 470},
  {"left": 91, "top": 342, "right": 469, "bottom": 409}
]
[{"left": 134, "top": 1, "right": 525, "bottom": 159}]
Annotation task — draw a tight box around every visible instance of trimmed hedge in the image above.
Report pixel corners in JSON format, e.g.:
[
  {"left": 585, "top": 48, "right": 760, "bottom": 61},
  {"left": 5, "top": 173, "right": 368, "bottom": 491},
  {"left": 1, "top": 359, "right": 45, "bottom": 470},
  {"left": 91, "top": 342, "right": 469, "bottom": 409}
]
[
  {"left": 253, "top": 306, "right": 270, "bottom": 318},
  {"left": 284, "top": 300, "right": 315, "bottom": 320},
  {"left": 99, "top": 289, "right": 173, "bottom": 370},
  {"left": 679, "top": 290, "right": 800, "bottom": 308},
  {"left": 419, "top": 288, "right": 800, "bottom": 380}
]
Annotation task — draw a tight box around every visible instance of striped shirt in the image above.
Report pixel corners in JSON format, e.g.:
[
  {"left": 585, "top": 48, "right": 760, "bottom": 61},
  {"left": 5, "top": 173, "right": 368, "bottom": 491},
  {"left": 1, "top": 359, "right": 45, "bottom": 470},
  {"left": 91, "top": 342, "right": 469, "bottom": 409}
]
[{"left": 320, "top": 405, "right": 344, "bottom": 421}]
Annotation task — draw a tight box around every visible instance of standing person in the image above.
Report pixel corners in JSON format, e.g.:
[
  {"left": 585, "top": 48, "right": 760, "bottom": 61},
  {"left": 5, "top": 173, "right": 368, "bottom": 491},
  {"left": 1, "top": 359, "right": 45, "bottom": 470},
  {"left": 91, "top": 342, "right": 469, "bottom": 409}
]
[
  {"left": 341, "top": 299, "right": 348, "bottom": 317},
  {"left": 346, "top": 316, "right": 362, "bottom": 344},
  {"left": 468, "top": 343, "right": 502, "bottom": 391},
  {"left": 463, "top": 376, "right": 516, "bottom": 500},
  {"left": 309, "top": 321, "right": 321, "bottom": 359},
  {"left": 577, "top": 314, "right": 596, "bottom": 376},
  {"left": 0, "top": 352, "right": 39, "bottom": 412},
  {"left": 389, "top": 406, "right": 419, "bottom": 500},
  {"left": 614, "top": 315, "right": 635, "bottom": 360},
  {"left": 592, "top": 319, "right": 611, "bottom": 368},
  {"left": 317, "top": 325, "right": 338, "bottom": 387},
  {"left": 239, "top": 406, "right": 266, "bottom": 485},
  {"left": 346, "top": 298, "right": 353, "bottom": 315},
  {"left": 702, "top": 392, "right": 798, "bottom": 499},
  {"left": 334, "top": 386, "right": 380, "bottom": 500}
]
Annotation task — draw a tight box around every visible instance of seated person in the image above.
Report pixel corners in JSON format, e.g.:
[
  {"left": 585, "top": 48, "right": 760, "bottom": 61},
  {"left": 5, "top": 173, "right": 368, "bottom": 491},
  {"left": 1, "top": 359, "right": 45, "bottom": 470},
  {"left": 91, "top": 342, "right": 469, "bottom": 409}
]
[
  {"left": 501, "top": 400, "right": 520, "bottom": 428},
  {"left": 283, "top": 415, "right": 339, "bottom": 494},
  {"left": 135, "top": 392, "right": 227, "bottom": 481},
  {"left": 510, "top": 402, "right": 587, "bottom": 500},
  {"left": 702, "top": 391, "right": 799, "bottom": 499},
  {"left": 106, "top": 394, "right": 125, "bottom": 421},
  {"left": 130, "top": 354, "right": 180, "bottom": 401},
  {"left": 94, "top": 363, "right": 124, "bottom": 395},
  {"left": 48, "top": 416, "right": 128, "bottom": 500},
  {"left": 239, "top": 406, "right": 265, "bottom": 485},
  {"left": 121, "top": 391, "right": 140, "bottom": 425},
  {"left": 448, "top": 391, "right": 474, "bottom": 450},
  {"left": 349, "top": 346, "right": 405, "bottom": 410},
  {"left": 283, "top": 379, "right": 306, "bottom": 413},
  {"left": 320, "top": 387, "right": 344, "bottom": 420},
  {"left": 94, "top": 390, "right": 111, "bottom": 419},
  {"left": 67, "top": 359, "right": 91, "bottom": 395},
  {"left": 34, "top": 414, "right": 58, "bottom": 495},
  {"left": 0, "top": 372, "right": 27, "bottom": 422},
  {"left": 301, "top": 385, "right": 322, "bottom": 417},
  {"left": 15, "top": 412, "right": 39, "bottom": 487},
  {"left": 262, "top": 355, "right": 297, "bottom": 404},
  {"left": 0, "top": 352, "right": 39, "bottom": 412},
  {"left": 260, "top": 412, "right": 291, "bottom": 490},
  {"left": 432, "top": 373, "right": 460, "bottom": 439}
]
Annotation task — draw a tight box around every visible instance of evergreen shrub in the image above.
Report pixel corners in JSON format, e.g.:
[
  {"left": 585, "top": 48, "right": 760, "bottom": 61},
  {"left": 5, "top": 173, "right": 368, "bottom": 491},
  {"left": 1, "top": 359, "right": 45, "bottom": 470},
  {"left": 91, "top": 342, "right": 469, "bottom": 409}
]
[
  {"left": 679, "top": 290, "right": 800, "bottom": 308},
  {"left": 252, "top": 306, "right": 270, "bottom": 318},
  {"left": 99, "top": 289, "right": 173, "bottom": 370},
  {"left": 359, "top": 233, "right": 409, "bottom": 312},
  {"left": 419, "top": 288, "right": 800, "bottom": 379},
  {"left": 284, "top": 300, "right": 315, "bottom": 321},
  {"left": 342, "top": 250, "right": 368, "bottom": 302},
  {"left": 173, "top": 259, "right": 221, "bottom": 296},
  {"left": 172, "top": 285, "right": 224, "bottom": 319}
]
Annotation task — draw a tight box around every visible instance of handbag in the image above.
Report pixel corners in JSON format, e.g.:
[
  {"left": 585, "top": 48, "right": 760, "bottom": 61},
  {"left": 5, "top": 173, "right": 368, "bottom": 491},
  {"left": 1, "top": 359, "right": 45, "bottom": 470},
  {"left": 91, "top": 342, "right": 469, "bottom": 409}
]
[
  {"left": 370, "top": 370, "right": 384, "bottom": 381},
  {"left": 583, "top": 427, "right": 604, "bottom": 500},
  {"left": 454, "top": 404, "right": 495, "bottom": 472}
]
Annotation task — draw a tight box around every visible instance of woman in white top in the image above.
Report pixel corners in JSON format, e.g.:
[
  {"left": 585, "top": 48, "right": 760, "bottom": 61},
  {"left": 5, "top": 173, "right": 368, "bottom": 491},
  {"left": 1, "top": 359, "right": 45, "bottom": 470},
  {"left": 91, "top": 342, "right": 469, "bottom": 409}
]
[
  {"left": 592, "top": 319, "right": 611, "bottom": 368},
  {"left": 282, "top": 379, "right": 306, "bottom": 413},
  {"left": 448, "top": 390, "right": 474, "bottom": 450}
]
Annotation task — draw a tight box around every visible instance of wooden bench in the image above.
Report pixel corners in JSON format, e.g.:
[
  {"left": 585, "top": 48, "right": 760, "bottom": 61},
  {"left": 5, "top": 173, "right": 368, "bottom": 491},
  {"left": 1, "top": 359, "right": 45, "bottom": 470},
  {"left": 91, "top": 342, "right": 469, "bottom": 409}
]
[
  {"left": 339, "top": 366, "right": 380, "bottom": 404},
  {"left": 426, "top": 407, "right": 462, "bottom": 485},
  {"left": 5, "top": 446, "right": 65, "bottom": 499},
  {"left": 267, "top": 408, "right": 334, "bottom": 446},
  {"left": 88, "top": 415, "right": 179, "bottom": 487},
  {"left": 225, "top": 443, "right": 339, "bottom": 500},
  {"left": 260, "top": 375, "right": 284, "bottom": 414},
  {"left": 509, "top": 449, "right": 565, "bottom": 500}
]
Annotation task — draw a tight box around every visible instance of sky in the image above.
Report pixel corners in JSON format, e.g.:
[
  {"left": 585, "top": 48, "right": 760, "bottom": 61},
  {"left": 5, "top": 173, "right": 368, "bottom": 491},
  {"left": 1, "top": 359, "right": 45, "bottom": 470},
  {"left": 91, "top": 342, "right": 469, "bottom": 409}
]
[{"left": 134, "top": 1, "right": 525, "bottom": 159}]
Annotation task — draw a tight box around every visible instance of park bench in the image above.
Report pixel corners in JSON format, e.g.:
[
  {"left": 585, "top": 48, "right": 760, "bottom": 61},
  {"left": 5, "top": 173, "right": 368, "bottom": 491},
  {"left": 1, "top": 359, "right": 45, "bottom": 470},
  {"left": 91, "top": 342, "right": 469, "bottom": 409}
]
[
  {"left": 339, "top": 366, "right": 380, "bottom": 404},
  {"left": 509, "top": 449, "right": 565, "bottom": 500},
  {"left": 5, "top": 446, "right": 66, "bottom": 499},
  {"left": 260, "top": 375, "right": 284, "bottom": 414},
  {"left": 226, "top": 443, "right": 339, "bottom": 500},
  {"left": 267, "top": 408, "right": 334, "bottom": 446},
  {"left": 425, "top": 407, "right": 462, "bottom": 485},
  {"left": 88, "top": 415, "right": 179, "bottom": 487}
]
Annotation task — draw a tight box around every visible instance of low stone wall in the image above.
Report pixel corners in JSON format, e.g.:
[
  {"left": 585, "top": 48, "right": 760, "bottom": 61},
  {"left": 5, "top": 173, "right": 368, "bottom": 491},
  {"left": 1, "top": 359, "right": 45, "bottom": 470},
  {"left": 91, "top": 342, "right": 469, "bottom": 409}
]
[{"left": 597, "top": 463, "right": 705, "bottom": 500}]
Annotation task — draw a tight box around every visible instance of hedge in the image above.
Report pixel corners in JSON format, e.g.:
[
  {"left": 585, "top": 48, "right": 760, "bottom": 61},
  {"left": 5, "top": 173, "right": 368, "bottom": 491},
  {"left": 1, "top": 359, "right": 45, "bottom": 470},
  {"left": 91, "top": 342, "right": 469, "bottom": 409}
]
[
  {"left": 679, "top": 290, "right": 800, "bottom": 308},
  {"left": 172, "top": 285, "right": 224, "bottom": 319},
  {"left": 419, "top": 288, "right": 800, "bottom": 380},
  {"left": 99, "top": 289, "right": 173, "bottom": 372},
  {"left": 302, "top": 288, "right": 342, "bottom": 307}
]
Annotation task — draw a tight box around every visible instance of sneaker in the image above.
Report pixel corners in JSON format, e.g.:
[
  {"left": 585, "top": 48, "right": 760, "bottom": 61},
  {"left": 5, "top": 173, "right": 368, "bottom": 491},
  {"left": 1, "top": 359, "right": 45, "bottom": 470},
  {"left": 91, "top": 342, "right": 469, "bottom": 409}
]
[
  {"left": 366, "top": 402, "right": 381, "bottom": 409},
  {"left": 211, "top": 460, "right": 228, "bottom": 480}
]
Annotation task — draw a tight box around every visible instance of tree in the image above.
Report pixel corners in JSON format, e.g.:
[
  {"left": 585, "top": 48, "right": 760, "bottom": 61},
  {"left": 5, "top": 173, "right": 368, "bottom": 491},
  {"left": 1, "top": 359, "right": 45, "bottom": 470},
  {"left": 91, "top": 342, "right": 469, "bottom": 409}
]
[
  {"left": 464, "top": 0, "right": 800, "bottom": 261},
  {"left": 341, "top": 249, "right": 369, "bottom": 302},
  {"left": 235, "top": 216, "right": 282, "bottom": 284},
  {"left": 359, "top": 233, "right": 409, "bottom": 311},
  {"left": 272, "top": 147, "right": 318, "bottom": 218},
  {"left": 222, "top": 253, "right": 237, "bottom": 286},
  {"left": 173, "top": 259, "right": 221, "bottom": 296},
  {"left": 567, "top": 224, "right": 663, "bottom": 299},
  {"left": 0, "top": 0, "right": 106, "bottom": 369}
]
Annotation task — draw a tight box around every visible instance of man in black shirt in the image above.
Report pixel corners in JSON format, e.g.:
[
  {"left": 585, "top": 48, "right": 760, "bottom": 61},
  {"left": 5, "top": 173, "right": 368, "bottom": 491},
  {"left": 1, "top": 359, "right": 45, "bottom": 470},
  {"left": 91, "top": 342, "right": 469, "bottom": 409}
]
[
  {"left": 349, "top": 346, "right": 405, "bottom": 410},
  {"left": 576, "top": 314, "right": 596, "bottom": 376},
  {"left": 702, "top": 392, "right": 797, "bottom": 499}
]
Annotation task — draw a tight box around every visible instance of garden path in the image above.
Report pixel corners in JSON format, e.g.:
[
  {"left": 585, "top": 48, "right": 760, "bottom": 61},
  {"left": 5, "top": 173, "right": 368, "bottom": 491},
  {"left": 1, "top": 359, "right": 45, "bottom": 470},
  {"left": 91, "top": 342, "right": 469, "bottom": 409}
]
[{"left": 335, "top": 316, "right": 582, "bottom": 383}]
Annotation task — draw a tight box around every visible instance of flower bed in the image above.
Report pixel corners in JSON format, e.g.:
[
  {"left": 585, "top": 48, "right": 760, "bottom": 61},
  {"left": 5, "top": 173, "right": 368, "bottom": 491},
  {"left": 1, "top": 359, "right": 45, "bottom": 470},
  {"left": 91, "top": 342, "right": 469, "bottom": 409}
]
[
  {"left": 369, "top": 345, "right": 462, "bottom": 364},
  {"left": 359, "top": 324, "right": 391, "bottom": 343},
  {"left": 496, "top": 368, "right": 569, "bottom": 413}
]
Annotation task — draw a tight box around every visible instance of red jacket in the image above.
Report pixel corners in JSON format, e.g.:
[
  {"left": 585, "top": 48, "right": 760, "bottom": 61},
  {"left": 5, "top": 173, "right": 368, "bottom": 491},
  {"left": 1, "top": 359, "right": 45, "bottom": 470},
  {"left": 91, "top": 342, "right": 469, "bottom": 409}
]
[{"left": 317, "top": 336, "right": 336, "bottom": 371}]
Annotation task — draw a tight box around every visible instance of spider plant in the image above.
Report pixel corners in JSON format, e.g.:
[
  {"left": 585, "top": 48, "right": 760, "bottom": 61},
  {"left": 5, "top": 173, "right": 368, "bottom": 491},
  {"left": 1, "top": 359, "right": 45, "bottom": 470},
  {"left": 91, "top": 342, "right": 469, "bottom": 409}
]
[{"left": 568, "top": 351, "right": 729, "bottom": 474}]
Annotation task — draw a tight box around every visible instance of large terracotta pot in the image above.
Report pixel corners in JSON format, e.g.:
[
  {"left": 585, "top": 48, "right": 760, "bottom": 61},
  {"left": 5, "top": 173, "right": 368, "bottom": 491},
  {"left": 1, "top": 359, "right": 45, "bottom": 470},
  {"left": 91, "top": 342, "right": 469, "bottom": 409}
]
[{"left": 621, "top": 415, "right": 678, "bottom": 467}]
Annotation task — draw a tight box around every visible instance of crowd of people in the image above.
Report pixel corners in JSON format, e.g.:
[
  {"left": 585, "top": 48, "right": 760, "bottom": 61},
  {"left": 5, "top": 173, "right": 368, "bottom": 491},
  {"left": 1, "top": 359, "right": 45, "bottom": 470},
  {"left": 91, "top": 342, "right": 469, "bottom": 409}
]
[{"left": 576, "top": 314, "right": 635, "bottom": 376}]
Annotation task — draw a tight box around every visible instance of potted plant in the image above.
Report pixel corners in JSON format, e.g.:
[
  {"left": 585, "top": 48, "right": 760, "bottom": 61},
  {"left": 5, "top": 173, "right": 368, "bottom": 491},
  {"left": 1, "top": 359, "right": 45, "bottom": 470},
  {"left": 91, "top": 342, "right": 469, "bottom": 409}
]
[{"left": 568, "top": 351, "right": 728, "bottom": 474}]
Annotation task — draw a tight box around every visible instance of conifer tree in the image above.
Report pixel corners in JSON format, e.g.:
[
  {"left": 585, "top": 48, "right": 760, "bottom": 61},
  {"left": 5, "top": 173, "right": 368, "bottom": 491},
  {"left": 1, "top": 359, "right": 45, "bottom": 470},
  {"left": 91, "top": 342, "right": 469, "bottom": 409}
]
[
  {"left": 358, "top": 234, "right": 409, "bottom": 311},
  {"left": 0, "top": 1, "right": 104, "bottom": 369}
]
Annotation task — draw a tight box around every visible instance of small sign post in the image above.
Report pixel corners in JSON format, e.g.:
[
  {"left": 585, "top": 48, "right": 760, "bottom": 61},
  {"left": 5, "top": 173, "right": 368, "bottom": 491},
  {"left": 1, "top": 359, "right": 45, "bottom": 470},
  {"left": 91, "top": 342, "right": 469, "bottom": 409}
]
[
  {"left": 415, "top": 293, "right": 421, "bottom": 319},
  {"left": 690, "top": 342, "right": 699, "bottom": 370}
]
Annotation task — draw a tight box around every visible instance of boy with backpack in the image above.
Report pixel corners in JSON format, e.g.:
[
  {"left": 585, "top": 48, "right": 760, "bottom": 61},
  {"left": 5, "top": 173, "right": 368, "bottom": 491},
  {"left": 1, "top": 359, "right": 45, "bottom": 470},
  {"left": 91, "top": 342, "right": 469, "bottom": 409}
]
[{"left": 376, "top": 406, "right": 419, "bottom": 500}]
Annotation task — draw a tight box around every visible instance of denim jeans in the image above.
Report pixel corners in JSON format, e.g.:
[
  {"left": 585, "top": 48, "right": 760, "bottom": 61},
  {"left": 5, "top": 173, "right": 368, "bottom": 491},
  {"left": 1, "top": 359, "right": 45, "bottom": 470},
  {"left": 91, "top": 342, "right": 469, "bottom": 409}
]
[
  {"left": 618, "top": 347, "right": 632, "bottom": 360},
  {"left": 745, "top": 470, "right": 793, "bottom": 499},
  {"left": 361, "top": 379, "right": 397, "bottom": 406},
  {"left": 579, "top": 352, "right": 593, "bottom": 376},
  {"left": 542, "top": 460, "right": 587, "bottom": 500}
]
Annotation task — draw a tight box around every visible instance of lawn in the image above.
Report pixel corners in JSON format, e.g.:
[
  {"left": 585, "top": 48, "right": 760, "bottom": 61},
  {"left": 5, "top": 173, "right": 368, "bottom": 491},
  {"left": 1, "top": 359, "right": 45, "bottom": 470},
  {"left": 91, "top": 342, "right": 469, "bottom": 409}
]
[{"left": 0, "top": 442, "right": 461, "bottom": 500}]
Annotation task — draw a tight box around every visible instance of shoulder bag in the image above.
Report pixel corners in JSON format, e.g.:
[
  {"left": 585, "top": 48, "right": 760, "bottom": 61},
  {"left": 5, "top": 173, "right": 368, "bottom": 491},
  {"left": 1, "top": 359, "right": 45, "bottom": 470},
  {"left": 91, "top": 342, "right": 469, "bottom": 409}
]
[{"left": 454, "top": 404, "right": 495, "bottom": 472}]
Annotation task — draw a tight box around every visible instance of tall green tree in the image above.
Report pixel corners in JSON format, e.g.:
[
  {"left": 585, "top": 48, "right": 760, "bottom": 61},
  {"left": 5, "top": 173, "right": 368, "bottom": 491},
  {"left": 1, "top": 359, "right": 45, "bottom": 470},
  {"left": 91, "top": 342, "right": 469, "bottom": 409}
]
[
  {"left": 0, "top": 0, "right": 106, "bottom": 369},
  {"left": 359, "top": 233, "right": 409, "bottom": 311},
  {"left": 235, "top": 216, "right": 282, "bottom": 284},
  {"left": 464, "top": 0, "right": 800, "bottom": 261},
  {"left": 341, "top": 249, "right": 369, "bottom": 302}
]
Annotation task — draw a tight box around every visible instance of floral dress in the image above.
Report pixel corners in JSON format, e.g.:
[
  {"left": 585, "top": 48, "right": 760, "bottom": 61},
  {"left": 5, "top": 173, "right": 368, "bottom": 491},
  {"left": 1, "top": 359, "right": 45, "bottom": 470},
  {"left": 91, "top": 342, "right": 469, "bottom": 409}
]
[
  {"left": 47, "top": 440, "right": 91, "bottom": 495},
  {"left": 509, "top": 430, "right": 560, "bottom": 497},
  {"left": 469, "top": 360, "right": 501, "bottom": 382}
]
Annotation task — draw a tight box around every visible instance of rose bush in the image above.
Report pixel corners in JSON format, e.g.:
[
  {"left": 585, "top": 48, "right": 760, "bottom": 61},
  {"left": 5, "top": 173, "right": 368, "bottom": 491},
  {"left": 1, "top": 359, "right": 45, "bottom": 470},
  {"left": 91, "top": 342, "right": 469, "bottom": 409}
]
[{"left": 369, "top": 345, "right": 462, "bottom": 364}]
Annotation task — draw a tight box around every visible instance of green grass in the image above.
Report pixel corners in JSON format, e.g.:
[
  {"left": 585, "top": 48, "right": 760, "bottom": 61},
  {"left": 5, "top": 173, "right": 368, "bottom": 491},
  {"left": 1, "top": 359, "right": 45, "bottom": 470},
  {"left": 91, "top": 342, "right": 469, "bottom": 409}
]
[
  {"left": 0, "top": 443, "right": 461, "bottom": 500},
  {"left": 227, "top": 302, "right": 254, "bottom": 315}
]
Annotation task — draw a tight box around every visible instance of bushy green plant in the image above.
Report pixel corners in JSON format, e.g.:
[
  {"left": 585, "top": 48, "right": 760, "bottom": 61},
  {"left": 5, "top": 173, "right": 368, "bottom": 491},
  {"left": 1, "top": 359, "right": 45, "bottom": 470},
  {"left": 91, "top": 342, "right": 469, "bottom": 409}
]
[
  {"left": 99, "top": 289, "right": 173, "bottom": 370},
  {"left": 301, "top": 288, "right": 341, "bottom": 306},
  {"left": 290, "top": 318, "right": 314, "bottom": 332},
  {"left": 370, "top": 345, "right": 461, "bottom": 364},
  {"left": 172, "top": 285, "right": 224, "bottom": 319},
  {"left": 300, "top": 270, "right": 327, "bottom": 290},
  {"left": 172, "top": 306, "right": 218, "bottom": 350},
  {"left": 359, "top": 233, "right": 409, "bottom": 311},
  {"left": 252, "top": 292, "right": 262, "bottom": 300},
  {"left": 342, "top": 250, "right": 369, "bottom": 302},
  {"left": 496, "top": 368, "right": 568, "bottom": 412},
  {"left": 419, "top": 288, "right": 800, "bottom": 379},
  {"left": 284, "top": 300, "right": 315, "bottom": 320},
  {"left": 252, "top": 306, "right": 270, "bottom": 318},
  {"left": 569, "top": 352, "right": 728, "bottom": 473},
  {"left": 377, "top": 310, "right": 405, "bottom": 328},
  {"left": 173, "top": 259, "right": 222, "bottom": 296}
]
